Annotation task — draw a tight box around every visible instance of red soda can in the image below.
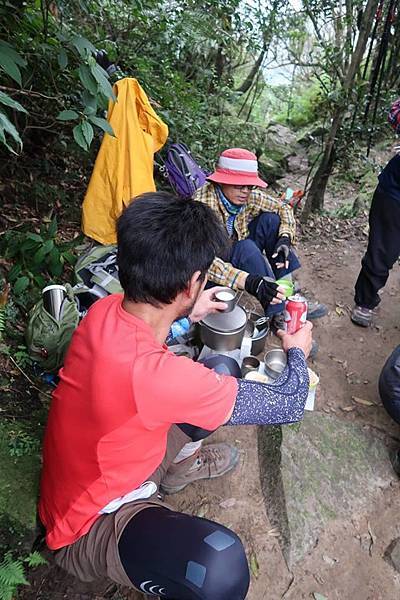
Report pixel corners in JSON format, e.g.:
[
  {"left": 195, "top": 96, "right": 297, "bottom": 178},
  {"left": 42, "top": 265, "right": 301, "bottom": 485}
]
[{"left": 284, "top": 294, "right": 308, "bottom": 334}]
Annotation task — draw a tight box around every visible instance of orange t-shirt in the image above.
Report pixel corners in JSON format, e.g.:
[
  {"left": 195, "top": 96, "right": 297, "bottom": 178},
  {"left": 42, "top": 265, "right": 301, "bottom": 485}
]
[{"left": 39, "top": 295, "right": 237, "bottom": 550}]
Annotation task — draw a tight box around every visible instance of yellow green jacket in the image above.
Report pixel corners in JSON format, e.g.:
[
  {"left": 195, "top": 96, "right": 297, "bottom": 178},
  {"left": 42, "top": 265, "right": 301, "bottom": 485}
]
[{"left": 82, "top": 78, "right": 168, "bottom": 244}]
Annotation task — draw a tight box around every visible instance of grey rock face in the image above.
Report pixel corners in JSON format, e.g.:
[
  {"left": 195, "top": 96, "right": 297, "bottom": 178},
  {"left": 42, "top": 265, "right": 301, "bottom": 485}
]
[{"left": 258, "top": 413, "right": 396, "bottom": 566}]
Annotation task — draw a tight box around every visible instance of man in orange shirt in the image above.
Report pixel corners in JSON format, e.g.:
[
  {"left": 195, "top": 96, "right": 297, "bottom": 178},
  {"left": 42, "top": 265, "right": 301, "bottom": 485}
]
[{"left": 39, "top": 192, "right": 312, "bottom": 599}]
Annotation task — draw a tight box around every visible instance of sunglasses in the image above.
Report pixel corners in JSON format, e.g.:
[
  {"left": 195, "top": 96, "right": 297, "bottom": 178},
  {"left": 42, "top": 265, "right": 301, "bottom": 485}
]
[{"left": 231, "top": 184, "right": 256, "bottom": 191}]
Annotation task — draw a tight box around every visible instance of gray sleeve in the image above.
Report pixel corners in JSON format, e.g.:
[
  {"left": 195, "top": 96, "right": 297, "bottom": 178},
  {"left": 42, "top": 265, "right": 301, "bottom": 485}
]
[{"left": 226, "top": 348, "right": 309, "bottom": 426}]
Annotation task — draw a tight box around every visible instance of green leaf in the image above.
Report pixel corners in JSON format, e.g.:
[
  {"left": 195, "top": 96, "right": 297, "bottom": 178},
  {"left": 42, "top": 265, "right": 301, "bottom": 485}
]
[
  {"left": 20, "top": 238, "right": 39, "bottom": 252},
  {"left": 81, "top": 120, "right": 93, "bottom": 147},
  {"left": 25, "top": 232, "right": 43, "bottom": 242},
  {"left": 0, "top": 91, "right": 27, "bottom": 113},
  {"left": 47, "top": 217, "right": 57, "bottom": 237},
  {"left": 88, "top": 115, "right": 114, "bottom": 136},
  {"left": 78, "top": 64, "right": 98, "bottom": 95},
  {"left": 90, "top": 63, "right": 115, "bottom": 100},
  {"left": 0, "top": 111, "right": 22, "bottom": 150},
  {"left": 81, "top": 90, "right": 97, "bottom": 111},
  {"left": 13, "top": 276, "right": 30, "bottom": 295},
  {"left": 73, "top": 123, "right": 88, "bottom": 150},
  {"left": 25, "top": 551, "right": 47, "bottom": 568},
  {"left": 0, "top": 42, "right": 27, "bottom": 67},
  {"left": 56, "top": 109, "right": 79, "bottom": 121},
  {"left": 32, "top": 246, "right": 47, "bottom": 265},
  {"left": 7, "top": 263, "right": 21, "bottom": 282},
  {"left": 71, "top": 36, "right": 96, "bottom": 58},
  {"left": 83, "top": 105, "right": 96, "bottom": 116},
  {"left": 42, "top": 239, "right": 54, "bottom": 255},
  {"left": 62, "top": 251, "right": 76, "bottom": 265},
  {"left": 57, "top": 48, "right": 68, "bottom": 70},
  {"left": 0, "top": 53, "right": 22, "bottom": 85}
]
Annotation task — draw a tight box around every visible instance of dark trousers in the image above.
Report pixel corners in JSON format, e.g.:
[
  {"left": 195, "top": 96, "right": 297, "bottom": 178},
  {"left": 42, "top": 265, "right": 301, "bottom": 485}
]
[
  {"left": 355, "top": 186, "right": 400, "bottom": 309},
  {"left": 230, "top": 212, "right": 301, "bottom": 315}
]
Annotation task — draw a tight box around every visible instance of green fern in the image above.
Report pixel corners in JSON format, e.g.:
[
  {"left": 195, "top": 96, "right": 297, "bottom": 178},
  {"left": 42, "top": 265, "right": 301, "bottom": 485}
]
[
  {"left": 0, "top": 552, "right": 28, "bottom": 600},
  {"left": 24, "top": 551, "right": 47, "bottom": 568}
]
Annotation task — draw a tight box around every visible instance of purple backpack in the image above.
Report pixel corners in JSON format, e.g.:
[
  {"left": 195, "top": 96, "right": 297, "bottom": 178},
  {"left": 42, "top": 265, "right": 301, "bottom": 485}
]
[{"left": 162, "top": 143, "right": 208, "bottom": 199}]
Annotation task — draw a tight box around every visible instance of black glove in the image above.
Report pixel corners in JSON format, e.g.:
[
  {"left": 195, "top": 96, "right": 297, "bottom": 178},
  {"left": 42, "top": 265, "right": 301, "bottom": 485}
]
[
  {"left": 272, "top": 235, "right": 291, "bottom": 266},
  {"left": 245, "top": 275, "right": 279, "bottom": 310}
]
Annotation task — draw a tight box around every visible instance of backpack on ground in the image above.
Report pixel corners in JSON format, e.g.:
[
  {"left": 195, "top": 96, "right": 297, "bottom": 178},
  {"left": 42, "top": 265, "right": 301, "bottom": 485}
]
[
  {"left": 25, "top": 283, "right": 80, "bottom": 373},
  {"left": 26, "top": 245, "right": 122, "bottom": 372},
  {"left": 74, "top": 243, "right": 122, "bottom": 296},
  {"left": 159, "top": 143, "right": 208, "bottom": 199}
]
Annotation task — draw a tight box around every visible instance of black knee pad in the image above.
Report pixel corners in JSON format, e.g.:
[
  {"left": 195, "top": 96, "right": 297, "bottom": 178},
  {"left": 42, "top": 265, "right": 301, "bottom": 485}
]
[{"left": 118, "top": 507, "right": 249, "bottom": 599}]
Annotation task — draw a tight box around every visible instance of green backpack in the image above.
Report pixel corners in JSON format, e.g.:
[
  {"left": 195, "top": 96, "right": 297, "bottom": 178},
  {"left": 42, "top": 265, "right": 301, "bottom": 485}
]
[
  {"left": 25, "top": 283, "right": 80, "bottom": 373},
  {"left": 25, "top": 244, "right": 123, "bottom": 373}
]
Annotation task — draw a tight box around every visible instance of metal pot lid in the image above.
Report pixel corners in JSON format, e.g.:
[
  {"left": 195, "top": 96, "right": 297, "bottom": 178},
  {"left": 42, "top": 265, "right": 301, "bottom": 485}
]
[{"left": 200, "top": 304, "right": 247, "bottom": 333}]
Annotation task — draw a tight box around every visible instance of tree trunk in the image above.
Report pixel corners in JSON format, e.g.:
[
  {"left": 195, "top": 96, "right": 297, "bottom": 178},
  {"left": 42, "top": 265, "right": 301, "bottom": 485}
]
[
  {"left": 302, "top": 0, "right": 380, "bottom": 222},
  {"left": 236, "top": 48, "right": 266, "bottom": 94}
]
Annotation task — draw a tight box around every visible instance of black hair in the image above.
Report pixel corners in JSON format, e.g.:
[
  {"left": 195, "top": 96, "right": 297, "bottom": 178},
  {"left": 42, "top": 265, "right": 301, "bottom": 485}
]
[{"left": 117, "top": 192, "right": 229, "bottom": 306}]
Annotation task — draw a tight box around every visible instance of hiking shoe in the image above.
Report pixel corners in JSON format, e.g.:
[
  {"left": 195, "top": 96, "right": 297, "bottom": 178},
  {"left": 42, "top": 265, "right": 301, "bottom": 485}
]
[
  {"left": 270, "top": 312, "right": 286, "bottom": 334},
  {"left": 307, "top": 301, "right": 328, "bottom": 320},
  {"left": 161, "top": 443, "right": 239, "bottom": 495},
  {"left": 351, "top": 305, "right": 373, "bottom": 327}
]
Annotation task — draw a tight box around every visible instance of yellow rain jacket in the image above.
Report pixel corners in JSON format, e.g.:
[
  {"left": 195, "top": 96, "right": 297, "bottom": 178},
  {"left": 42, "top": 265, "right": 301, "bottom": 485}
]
[{"left": 82, "top": 78, "right": 168, "bottom": 244}]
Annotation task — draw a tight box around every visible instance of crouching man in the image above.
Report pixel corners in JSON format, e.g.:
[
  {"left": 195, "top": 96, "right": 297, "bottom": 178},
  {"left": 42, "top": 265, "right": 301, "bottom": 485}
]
[
  {"left": 39, "top": 192, "right": 312, "bottom": 600},
  {"left": 193, "top": 147, "right": 327, "bottom": 326}
]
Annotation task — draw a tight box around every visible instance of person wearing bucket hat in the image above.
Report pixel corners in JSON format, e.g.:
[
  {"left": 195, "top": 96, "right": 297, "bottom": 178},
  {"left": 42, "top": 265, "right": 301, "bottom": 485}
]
[
  {"left": 194, "top": 148, "right": 327, "bottom": 323},
  {"left": 351, "top": 101, "right": 400, "bottom": 327}
]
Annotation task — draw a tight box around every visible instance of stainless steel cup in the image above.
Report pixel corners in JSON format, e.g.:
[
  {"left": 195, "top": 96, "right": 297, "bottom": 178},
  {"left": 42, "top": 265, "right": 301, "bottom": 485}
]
[
  {"left": 241, "top": 355, "right": 260, "bottom": 378},
  {"left": 215, "top": 288, "right": 237, "bottom": 313},
  {"left": 42, "top": 284, "right": 67, "bottom": 321},
  {"left": 264, "top": 348, "right": 287, "bottom": 380}
]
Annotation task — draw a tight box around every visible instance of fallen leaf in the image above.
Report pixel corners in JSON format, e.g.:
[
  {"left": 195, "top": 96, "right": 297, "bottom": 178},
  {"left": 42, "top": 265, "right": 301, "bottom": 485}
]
[
  {"left": 267, "top": 527, "right": 280, "bottom": 537},
  {"left": 341, "top": 406, "right": 355, "bottom": 412},
  {"left": 195, "top": 503, "right": 209, "bottom": 518},
  {"left": 219, "top": 498, "right": 236, "bottom": 509},
  {"left": 249, "top": 552, "right": 259, "bottom": 578},
  {"left": 335, "top": 307, "right": 344, "bottom": 316},
  {"left": 352, "top": 396, "right": 374, "bottom": 406},
  {"left": 367, "top": 520, "right": 376, "bottom": 556},
  {"left": 313, "top": 593, "right": 328, "bottom": 600}
]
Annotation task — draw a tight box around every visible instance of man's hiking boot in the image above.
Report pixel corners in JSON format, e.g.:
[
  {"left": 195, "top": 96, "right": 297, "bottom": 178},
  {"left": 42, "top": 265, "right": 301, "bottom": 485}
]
[
  {"left": 351, "top": 305, "right": 374, "bottom": 327},
  {"left": 270, "top": 312, "right": 285, "bottom": 334},
  {"left": 307, "top": 301, "right": 328, "bottom": 320},
  {"left": 270, "top": 312, "right": 318, "bottom": 358},
  {"left": 161, "top": 443, "right": 239, "bottom": 495}
]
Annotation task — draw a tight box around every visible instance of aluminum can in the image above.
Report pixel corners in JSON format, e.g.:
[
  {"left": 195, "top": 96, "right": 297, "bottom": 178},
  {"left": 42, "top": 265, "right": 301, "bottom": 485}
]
[{"left": 284, "top": 294, "right": 307, "bottom": 334}]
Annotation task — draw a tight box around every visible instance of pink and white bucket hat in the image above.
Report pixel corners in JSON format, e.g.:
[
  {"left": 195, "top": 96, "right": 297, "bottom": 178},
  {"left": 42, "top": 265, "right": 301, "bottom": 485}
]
[{"left": 207, "top": 148, "right": 267, "bottom": 188}]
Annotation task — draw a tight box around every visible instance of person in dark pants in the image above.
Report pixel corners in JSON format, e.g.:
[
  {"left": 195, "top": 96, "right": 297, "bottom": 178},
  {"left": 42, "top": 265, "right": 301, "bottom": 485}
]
[
  {"left": 352, "top": 154, "right": 400, "bottom": 327},
  {"left": 379, "top": 345, "right": 400, "bottom": 473},
  {"left": 194, "top": 148, "right": 327, "bottom": 324},
  {"left": 39, "top": 192, "right": 313, "bottom": 599}
]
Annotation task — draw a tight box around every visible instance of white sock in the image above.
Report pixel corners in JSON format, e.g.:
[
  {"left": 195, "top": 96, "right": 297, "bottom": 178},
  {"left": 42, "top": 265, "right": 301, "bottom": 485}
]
[{"left": 173, "top": 440, "right": 203, "bottom": 464}]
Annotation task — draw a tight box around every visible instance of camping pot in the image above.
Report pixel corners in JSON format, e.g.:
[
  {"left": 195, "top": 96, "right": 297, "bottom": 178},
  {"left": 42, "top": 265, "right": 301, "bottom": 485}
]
[
  {"left": 199, "top": 305, "right": 247, "bottom": 352},
  {"left": 248, "top": 311, "right": 270, "bottom": 355}
]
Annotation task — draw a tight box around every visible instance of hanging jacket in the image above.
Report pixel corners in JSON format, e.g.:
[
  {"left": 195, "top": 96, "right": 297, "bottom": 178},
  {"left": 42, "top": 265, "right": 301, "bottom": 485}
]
[{"left": 82, "top": 78, "right": 168, "bottom": 245}]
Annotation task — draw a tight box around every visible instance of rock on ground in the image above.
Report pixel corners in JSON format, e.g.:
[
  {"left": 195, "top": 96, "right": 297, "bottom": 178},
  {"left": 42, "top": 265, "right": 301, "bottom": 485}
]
[{"left": 258, "top": 413, "right": 396, "bottom": 567}]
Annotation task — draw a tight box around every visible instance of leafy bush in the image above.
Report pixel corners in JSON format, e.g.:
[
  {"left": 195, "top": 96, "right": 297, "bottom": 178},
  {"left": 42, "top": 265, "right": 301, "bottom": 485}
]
[{"left": 0, "top": 218, "right": 79, "bottom": 300}]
